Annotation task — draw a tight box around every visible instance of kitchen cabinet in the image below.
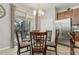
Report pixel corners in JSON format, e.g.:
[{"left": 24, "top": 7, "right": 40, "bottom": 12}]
[{"left": 57, "top": 8, "right": 79, "bottom": 25}]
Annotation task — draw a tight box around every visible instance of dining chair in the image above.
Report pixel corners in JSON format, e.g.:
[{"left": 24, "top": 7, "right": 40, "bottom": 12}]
[
  {"left": 46, "top": 30, "right": 52, "bottom": 41},
  {"left": 46, "top": 29, "right": 59, "bottom": 55},
  {"left": 30, "top": 32, "right": 47, "bottom": 55},
  {"left": 15, "top": 30, "right": 31, "bottom": 55},
  {"left": 69, "top": 32, "right": 75, "bottom": 55}
]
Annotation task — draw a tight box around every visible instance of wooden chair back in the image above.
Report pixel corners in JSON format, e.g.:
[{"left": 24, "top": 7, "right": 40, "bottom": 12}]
[
  {"left": 55, "top": 29, "right": 59, "bottom": 46},
  {"left": 30, "top": 32, "right": 47, "bottom": 51},
  {"left": 15, "top": 30, "right": 20, "bottom": 48}
]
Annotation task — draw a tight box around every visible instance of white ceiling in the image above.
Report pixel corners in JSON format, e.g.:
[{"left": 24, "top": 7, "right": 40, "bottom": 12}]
[{"left": 16, "top": 3, "right": 79, "bottom": 11}]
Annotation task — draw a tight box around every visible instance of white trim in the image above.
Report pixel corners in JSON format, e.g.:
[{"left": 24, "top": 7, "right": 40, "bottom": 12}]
[{"left": 0, "top": 46, "right": 10, "bottom": 51}]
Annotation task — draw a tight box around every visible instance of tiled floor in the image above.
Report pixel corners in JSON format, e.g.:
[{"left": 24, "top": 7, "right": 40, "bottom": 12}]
[{"left": 0, "top": 44, "right": 79, "bottom": 55}]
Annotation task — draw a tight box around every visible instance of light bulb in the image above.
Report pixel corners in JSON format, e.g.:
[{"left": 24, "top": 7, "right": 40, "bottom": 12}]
[
  {"left": 42, "top": 12, "right": 44, "bottom": 15},
  {"left": 33, "top": 10, "right": 36, "bottom": 16},
  {"left": 38, "top": 10, "right": 42, "bottom": 14}
]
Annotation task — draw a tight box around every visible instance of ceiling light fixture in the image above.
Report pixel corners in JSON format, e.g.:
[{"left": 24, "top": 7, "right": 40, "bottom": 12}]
[{"left": 33, "top": 10, "right": 44, "bottom": 16}]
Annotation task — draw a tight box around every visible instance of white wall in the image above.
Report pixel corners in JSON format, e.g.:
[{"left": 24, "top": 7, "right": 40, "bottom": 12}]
[
  {"left": 40, "top": 6, "right": 56, "bottom": 42},
  {"left": 0, "top": 3, "right": 11, "bottom": 49}
]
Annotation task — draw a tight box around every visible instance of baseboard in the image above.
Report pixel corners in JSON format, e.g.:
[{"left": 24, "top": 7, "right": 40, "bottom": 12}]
[
  {"left": 58, "top": 42, "right": 70, "bottom": 47},
  {"left": 0, "top": 46, "right": 10, "bottom": 51}
]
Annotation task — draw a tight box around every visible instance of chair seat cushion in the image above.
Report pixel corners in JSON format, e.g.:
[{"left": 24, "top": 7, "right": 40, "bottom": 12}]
[
  {"left": 22, "top": 38, "right": 31, "bottom": 42},
  {"left": 46, "top": 41, "right": 56, "bottom": 47},
  {"left": 22, "top": 39, "right": 31, "bottom": 42},
  {"left": 20, "top": 41, "right": 31, "bottom": 48}
]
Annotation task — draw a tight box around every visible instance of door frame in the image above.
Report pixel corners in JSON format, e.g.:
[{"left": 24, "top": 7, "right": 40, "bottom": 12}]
[{"left": 10, "top": 4, "right": 16, "bottom": 48}]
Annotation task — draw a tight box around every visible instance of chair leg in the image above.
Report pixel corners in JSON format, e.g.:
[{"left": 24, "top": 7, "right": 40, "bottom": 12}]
[
  {"left": 70, "top": 46, "right": 74, "bottom": 55},
  {"left": 70, "top": 43, "right": 75, "bottom": 55},
  {"left": 43, "top": 50, "right": 46, "bottom": 55},
  {"left": 17, "top": 49, "right": 20, "bottom": 55},
  {"left": 32, "top": 52, "right": 34, "bottom": 55},
  {"left": 55, "top": 47, "right": 57, "bottom": 55},
  {"left": 43, "top": 52, "right": 46, "bottom": 55}
]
